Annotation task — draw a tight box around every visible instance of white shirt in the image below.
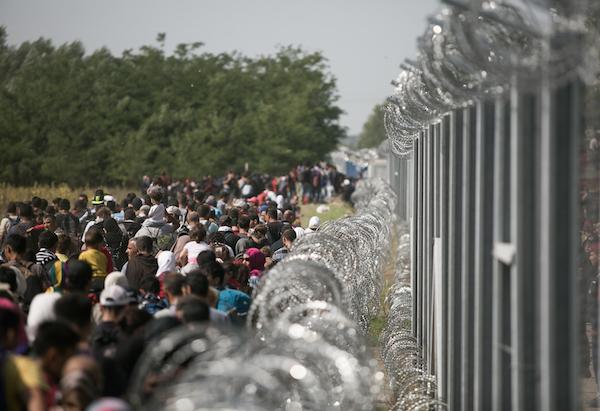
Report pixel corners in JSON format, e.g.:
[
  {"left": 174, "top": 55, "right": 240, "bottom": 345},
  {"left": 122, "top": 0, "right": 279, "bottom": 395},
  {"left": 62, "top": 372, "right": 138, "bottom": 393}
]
[
  {"left": 83, "top": 218, "right": 103, "bottom": 239},
  {"left": 183, "top": 241, "right": 211, "bottom": 265}
]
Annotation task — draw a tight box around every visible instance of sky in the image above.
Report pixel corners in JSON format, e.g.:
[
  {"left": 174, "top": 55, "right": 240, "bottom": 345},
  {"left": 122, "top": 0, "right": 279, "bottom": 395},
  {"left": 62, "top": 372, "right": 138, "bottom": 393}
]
[{"left": 0, "top": 0, "right": 439, "bottom": 135}]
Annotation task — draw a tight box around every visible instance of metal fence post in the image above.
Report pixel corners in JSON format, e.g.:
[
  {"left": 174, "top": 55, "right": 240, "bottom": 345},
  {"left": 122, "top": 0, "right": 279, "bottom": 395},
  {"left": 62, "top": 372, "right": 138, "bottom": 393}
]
[
  {"left": 510, "top": 79, "right": 539, "bottom": 411},
  {"left": 438, "top": 116, "right": 451, "bottom": 402},
  {"left": 461, "top": 106, "right": 477, "bottom": 411},
  {"left": 491, "top": 98, "right": 512, "bottom": 411},
  {"left": 447, "top": 109, "right": 464, "bottom": 411},
  {"left": 473, "top": 100, "right": 497, "bottom": 409},
  {"left": 413, "top": 135, "right": 423, "bottom": 342},
  {"left": 538, "top": 76, "right": 581, "bottom": 410}
]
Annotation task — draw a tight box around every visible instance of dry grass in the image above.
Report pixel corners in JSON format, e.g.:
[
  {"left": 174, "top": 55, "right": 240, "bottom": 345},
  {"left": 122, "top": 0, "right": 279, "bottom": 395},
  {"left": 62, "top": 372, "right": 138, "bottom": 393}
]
[
  {"left": 370, "top": 227, "right": 399, "bottom": 410},
  {"left": 0, "top": 183, "right": 136, "bottom": 211}
]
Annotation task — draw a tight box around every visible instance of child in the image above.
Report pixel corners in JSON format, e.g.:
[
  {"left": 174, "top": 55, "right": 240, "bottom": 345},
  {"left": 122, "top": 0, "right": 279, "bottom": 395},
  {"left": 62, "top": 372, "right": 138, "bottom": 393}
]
[{"left": 142, "top": 187, "right": 165, "bottom": 228}]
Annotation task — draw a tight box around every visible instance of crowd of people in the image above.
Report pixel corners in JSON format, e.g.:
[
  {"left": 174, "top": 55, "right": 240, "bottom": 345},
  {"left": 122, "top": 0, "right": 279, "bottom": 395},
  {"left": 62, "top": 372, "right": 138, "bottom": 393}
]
[{"left": 0, "top": 165, "right": 355, "bottom": 411}]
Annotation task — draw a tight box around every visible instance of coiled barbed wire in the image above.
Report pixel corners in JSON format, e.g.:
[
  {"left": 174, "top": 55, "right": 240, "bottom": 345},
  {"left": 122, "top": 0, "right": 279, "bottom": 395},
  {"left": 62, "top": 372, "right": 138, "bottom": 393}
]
[
  {"left": 380, "top": 225, "right": 447, "bottom": 410},
  {"left": 127, "top": 179, "right": 396, "bottom": 410},
  {"left": 385, "top": 0, "right": 600, "bottom": 157}
]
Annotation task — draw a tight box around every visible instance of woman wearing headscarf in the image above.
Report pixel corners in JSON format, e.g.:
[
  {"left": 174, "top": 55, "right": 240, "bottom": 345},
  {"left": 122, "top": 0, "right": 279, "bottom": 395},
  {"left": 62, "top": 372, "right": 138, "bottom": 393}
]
[
  {"left": 156, "top": 251, "right": 176, "bottom": 278},
  {"left": 155, "top": 251, "right": 176, "bottom": 299},
  {"left": 243, "top": 248, "right": 266, "bottom": 289}
]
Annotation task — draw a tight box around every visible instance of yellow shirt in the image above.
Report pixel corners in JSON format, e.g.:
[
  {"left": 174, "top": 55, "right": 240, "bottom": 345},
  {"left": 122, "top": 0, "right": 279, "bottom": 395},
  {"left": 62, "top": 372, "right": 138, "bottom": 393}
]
[
  {"left": 3, "top": 355, "right": 46, "bottom": 410},
  {"left": 79, "top": 248, "right": 108, "bottom": 278}
]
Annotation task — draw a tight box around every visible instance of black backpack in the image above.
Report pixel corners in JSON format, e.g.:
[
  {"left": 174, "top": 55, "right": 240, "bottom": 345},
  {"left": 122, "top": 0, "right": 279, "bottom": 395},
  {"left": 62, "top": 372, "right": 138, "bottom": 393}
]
[
  {"left": 223, "top": 231, "right": 240, "bottom": 250},
  {"left": 0, "top": 217, "right": 20, "bottom": 247}
]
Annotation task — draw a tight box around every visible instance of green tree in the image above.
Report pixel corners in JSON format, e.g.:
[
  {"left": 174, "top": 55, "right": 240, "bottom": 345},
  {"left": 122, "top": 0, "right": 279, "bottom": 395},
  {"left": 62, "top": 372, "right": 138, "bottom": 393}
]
[
  {"left": 357, "top": 103, "right": 386, "bottom": 149},
  {"left": 0, "top": 27, "right": 345, "bottom": 186}
]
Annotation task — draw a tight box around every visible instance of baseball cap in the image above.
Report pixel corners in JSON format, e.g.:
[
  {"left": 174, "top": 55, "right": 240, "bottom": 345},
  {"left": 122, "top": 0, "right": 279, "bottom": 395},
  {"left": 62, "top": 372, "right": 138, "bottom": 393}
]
[
  {"left": 166, "top": 206, "right": 181, "bottom": 217},
  {"left": 308, "top": 216, "right": 320, "bottom": 229},
  {"left": 100, "top": 285, "right": 129, "bottom": 307}
]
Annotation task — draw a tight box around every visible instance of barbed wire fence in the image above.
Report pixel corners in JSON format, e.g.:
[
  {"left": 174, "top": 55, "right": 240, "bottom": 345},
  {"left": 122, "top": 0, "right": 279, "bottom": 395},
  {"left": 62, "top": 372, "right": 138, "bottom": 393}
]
[
  {"left": 384, "top": 0, "right": 600, "bottom": 410},
  {"left": 112, "top": 1, "right": 600, "bottom": 410},
  {"left": 127, "top": 179, "right": 397, "bottom": 410}
]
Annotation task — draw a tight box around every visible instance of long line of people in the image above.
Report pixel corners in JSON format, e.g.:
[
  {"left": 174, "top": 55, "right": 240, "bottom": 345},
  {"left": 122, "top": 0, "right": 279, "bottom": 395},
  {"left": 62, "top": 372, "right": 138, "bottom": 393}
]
[{"left": 0, "top": 170, "right": 333, "bottom": 411}]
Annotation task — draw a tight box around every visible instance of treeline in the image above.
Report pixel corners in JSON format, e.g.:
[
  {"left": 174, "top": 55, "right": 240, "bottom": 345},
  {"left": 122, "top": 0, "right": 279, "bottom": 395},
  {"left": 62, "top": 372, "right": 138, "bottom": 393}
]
[{"left": 0, "top": 28, "right": 345, "bottom": 186}]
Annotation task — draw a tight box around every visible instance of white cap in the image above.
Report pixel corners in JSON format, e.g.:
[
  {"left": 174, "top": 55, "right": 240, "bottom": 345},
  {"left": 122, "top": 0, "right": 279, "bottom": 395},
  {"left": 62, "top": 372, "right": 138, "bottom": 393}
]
[
  {"left": 308, "top": 216, "right": 320, "bottom": 229},
  {"left": 100, "top": 285, "right": 129, "bottom": 307},
  {"left": 104, "top": 271, "right": 129, "bottom": 289},
  {"left": 166, "top": 206, "right": 181, "bottom": 217}
]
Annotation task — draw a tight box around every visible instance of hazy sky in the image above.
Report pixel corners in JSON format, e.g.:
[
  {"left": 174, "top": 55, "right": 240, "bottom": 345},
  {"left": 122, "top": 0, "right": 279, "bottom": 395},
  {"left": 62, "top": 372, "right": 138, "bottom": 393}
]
[{"left": 0, "top": 0, "right": 439, "bottom": 135}]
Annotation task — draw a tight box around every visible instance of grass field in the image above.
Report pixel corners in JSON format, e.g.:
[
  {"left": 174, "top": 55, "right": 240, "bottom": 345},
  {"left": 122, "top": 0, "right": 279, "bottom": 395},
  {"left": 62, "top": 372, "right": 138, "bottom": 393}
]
[{"left": 298, "top": 199, "right": 354, "bottom": 227}]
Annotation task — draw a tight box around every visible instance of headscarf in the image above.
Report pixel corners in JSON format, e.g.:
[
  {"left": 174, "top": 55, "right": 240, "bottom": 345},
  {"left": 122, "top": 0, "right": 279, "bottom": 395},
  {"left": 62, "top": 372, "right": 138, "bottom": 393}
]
[
  {"left": 246, "top": 248, "right": 265, "bottom": 272},
  {"left": 27, "top": 293, "right": 60, "bottom": 342},
  {"left": 156, "top": 251, "right": 176, "bottom": 276}
]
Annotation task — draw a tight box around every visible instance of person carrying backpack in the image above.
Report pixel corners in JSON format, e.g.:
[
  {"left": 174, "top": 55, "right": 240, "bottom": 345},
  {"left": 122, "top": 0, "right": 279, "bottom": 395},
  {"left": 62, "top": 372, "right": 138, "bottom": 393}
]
[
  {"left": 102, "top": 218, "right": 129, "bottom": 271},
  {"left": 2, "top": 234, "right": 48, "bottom": 310},
  {"left": 0, "top": 202, "right": 19, "bottom": 246},
  {"left": 197, "top": 204, "right": 218, "bottom": 234},
  {"left": 35, "top": 230, "right": 69, "bottom": 293},
  {"left": 9, "top": 203, "right": 38, "bottom": 262},
  {"left": 55, "top": 199, "right": 80, "bottom": 245}
]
